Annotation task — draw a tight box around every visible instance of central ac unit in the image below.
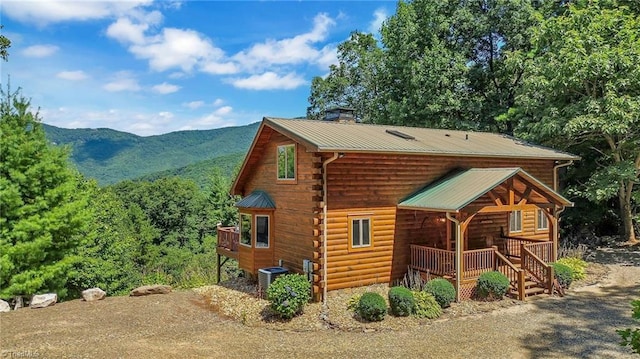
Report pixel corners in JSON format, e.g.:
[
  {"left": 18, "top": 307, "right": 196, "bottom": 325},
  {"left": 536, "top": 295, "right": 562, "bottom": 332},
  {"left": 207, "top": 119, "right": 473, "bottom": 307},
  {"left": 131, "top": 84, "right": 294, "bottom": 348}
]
[{"left": 258, "top": 266, "right": 288, "bottom": 292}]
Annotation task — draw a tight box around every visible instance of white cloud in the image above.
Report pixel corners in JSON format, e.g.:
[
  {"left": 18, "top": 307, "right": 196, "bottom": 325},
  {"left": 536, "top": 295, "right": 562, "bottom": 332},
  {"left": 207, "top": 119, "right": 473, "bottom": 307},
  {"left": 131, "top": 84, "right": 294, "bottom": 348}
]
[
  {"left": 228, "top": 72, "right": 306, "bottom": 90},
  {"left": 369, "top": 8, "right": 388, "bottom": 34},
  {"left": 56, "top": 70, "right": 88, "bottom": 81},
  {"left": 212, "top": 98, "right": 224, "bottom": 107},
  {"left": 103, "top": 73, "right": 141, "bottom": 92},
  {"left": 22, "top": 44, "right": 59, "bottom": 58},
  {"left": 2, "top": 0, "right": 153, "bottom": 25},
  {"left": 233, "top": 13, "right": 336, "bottom": 70},
  {"left": 183, "top": 100, "right": 205, "bottom": 109},
  {"left": 214, "top": 106, "right": 233, "bottom": 116},
  {"left": 200, "top": 61, "right": 239, "bottom": 75},
  {"left": 106, "top": 17, "right": 150, "bottom": 45},
  {"left": 151, "top": 82, "right": 180, "bottom": 94}
]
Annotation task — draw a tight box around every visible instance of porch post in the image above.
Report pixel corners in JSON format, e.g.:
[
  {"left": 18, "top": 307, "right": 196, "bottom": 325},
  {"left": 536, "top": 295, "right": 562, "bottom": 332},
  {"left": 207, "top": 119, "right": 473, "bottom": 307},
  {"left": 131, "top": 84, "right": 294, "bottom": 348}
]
[
  {"left": 552, "top": 212, "right": 559, "bottom": 261},
  {"left": 447, "top": 212, "right": 463, "bottom": 302}
]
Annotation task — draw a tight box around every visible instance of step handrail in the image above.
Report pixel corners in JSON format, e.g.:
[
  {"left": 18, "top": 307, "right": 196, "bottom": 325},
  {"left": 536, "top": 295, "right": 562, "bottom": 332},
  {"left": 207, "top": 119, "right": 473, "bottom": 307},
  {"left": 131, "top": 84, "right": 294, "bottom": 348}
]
[
  {"left": 521, "top": 244, "right": 554, "bottom": 294},
  {"left": 494, "top": 249, "right": 525, "bottom": 300}
]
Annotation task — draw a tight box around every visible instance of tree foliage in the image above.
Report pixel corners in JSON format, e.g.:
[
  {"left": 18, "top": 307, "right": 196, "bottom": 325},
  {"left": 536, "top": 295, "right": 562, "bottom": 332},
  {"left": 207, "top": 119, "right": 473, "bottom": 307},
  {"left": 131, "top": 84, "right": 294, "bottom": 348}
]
[
  {"left": 617, "top": 299, "right": 640, "bottom": 354},
  {"left": 515, "top": 0, "right": 640, "bottom": 242},
  {"left": 0, "top": 88, "right": 90, "bottom": 299}
]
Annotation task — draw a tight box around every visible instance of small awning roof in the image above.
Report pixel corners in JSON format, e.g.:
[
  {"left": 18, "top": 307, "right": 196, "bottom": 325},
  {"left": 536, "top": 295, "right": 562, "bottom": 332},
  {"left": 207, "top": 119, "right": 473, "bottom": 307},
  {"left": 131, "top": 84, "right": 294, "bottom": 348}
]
[
  {"left": 236, "top": 190, "right": 275, "bottom": 209},
  {"left": 398, "top": 168, "right": 573, "bottom": 212}
]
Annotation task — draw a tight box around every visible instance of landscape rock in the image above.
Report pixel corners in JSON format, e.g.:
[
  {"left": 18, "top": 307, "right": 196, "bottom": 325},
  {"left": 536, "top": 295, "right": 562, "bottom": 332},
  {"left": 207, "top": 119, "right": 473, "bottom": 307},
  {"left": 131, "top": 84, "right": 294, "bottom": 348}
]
[
  {"left": 30, "top": 293, "right": 57, "bottom": 309},
  {"left": 130, "top": 285, "right": 172, "bottom": 297},
  {"left": 82, "top": 288, "right": 107, "bottom": 302},
  {"left": 0, "top": 300, "right": 10, "bottom": 313}
]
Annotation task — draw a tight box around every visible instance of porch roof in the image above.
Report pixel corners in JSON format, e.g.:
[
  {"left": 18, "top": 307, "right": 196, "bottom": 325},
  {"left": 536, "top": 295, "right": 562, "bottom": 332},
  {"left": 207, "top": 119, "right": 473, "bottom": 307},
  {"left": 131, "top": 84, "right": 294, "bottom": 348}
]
[
  {"left": 398, "top": 167, "right": 573, "bottom": 212},
  {"left": 236, "top": 190, "right": 275, "bottom": 209}
]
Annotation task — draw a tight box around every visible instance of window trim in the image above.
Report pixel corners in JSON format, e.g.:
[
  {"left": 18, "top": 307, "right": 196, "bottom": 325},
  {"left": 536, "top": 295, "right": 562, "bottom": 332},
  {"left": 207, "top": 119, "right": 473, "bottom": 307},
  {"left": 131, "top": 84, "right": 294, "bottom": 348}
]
[
  {"left": 509, "top": 210, "right": 522, "bottom": 233},
  {"left": 349, "top": 216, "right": 373, "bottom": 252},
  {"left": 276, "top": 143, "right": 296, "bottom": 181},
  {"left": 255, "top": 214, "right": 270, "bottom": 249},
  {"left": 535, "top": 209, "right": 549, "bottom": 232},
  {"left": 239, "top": 213, "right": 252, "bottom": 247}
]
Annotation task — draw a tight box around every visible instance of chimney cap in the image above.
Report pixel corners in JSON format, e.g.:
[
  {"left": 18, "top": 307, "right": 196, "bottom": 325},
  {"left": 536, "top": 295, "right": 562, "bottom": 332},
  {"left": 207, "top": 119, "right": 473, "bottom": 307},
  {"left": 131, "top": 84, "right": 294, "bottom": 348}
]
[{"left": 323, "top": 106, "right": 357, "bottom": 123}]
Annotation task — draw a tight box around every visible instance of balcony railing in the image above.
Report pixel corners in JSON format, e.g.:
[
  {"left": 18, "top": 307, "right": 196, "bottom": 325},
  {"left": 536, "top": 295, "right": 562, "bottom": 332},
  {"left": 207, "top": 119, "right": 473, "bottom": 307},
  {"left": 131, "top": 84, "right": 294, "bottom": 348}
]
[{"left": 217, "top": 226, "right": 239, "bottom": 252}]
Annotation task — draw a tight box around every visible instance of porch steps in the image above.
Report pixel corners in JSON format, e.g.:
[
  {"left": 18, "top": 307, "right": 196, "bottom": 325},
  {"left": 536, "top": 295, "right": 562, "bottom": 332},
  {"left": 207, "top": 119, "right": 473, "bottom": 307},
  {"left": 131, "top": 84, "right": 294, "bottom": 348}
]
[{"left": 508, "top": 263, "right": 548, "bottom": 298}]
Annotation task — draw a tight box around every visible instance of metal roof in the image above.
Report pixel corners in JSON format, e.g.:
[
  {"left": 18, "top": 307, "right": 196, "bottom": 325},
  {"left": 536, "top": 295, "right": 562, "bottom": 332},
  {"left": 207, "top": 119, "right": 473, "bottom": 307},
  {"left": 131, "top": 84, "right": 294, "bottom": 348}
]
[
  {"left": 236, "top": 190, "right": 275, "bottom": 209},
  {"left": 398, "top": 168, "right": 573, "bottom": 212},
  {"left": 264, "top": 117, "right": 579, "bottom": 160}
]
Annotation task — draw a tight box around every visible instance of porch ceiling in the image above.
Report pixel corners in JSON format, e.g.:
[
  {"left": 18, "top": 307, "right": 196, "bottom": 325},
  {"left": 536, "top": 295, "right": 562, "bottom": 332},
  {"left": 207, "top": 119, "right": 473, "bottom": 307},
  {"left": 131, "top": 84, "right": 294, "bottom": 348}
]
[{"left": 397, "top": 167, "right": 573, "bottom": 212}]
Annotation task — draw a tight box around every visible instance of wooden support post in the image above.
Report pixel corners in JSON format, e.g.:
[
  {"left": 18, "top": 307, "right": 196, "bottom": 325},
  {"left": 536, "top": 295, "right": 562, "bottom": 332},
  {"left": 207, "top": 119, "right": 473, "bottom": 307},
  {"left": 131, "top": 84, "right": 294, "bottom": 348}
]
[
  {"left": 216, "top": 253, "right": 221, "bottom": 284},
  {"left": 517, "top": 270, "right": 526, "bottom": 300}
]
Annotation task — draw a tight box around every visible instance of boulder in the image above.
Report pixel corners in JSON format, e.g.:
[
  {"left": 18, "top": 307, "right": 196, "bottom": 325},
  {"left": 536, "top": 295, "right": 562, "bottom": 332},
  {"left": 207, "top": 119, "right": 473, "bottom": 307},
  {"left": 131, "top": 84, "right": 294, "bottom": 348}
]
[
  {"left": 30, "top": 293, "right": 57, "bottom": 309},
  {"left": 82, "top": 287, "right": 107, "bottom": 302},
  {"left": 0, "top": 300, "right": 10, "bottom": 313},
  {"left": 130, "top": 285, "right": 172, "bottom": 296}
]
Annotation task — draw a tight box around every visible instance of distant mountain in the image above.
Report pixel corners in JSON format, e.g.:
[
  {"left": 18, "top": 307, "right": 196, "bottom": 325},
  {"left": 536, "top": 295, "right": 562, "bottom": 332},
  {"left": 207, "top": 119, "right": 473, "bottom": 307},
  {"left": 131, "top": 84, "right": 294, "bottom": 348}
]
[{"left": 43, "top": 123, "right": 259, "bottom": 185}]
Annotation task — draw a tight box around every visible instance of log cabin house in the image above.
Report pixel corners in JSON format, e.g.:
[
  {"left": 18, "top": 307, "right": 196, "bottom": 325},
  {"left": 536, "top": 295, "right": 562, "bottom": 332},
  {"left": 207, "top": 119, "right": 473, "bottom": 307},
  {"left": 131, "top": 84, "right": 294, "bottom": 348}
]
[{"left": 216, "top": 109, "right": 579, "bottom": 302}]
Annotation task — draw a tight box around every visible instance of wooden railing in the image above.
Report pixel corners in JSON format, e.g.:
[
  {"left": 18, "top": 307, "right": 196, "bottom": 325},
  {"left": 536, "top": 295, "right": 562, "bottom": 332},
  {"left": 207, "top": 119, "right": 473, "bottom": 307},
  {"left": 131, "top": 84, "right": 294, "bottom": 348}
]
[
  {"left": 495, "top": 250, "right": 525, "bottom": 300},
  {"left": 463, "top": 248, "right": 495, "bottom": 278},
  {"left": 410, "top": 245, "right": 455, "bottom": 277},
  {"left": 521, "top": 244, "right": 554, "bottom": 294},
  {"left": 523, "top": 241, "right": 553, "bottom": 263},
  {"left": 217, "top": 226, "right": 239, "bottom": 252}
]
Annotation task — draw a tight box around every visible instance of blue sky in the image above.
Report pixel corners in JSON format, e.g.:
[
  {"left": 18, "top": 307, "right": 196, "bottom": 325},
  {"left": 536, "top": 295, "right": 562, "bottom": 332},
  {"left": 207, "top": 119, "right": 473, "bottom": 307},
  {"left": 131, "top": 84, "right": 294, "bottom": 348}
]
[{"left": 0, "top": 1, "right": 391, "bottom": 135}]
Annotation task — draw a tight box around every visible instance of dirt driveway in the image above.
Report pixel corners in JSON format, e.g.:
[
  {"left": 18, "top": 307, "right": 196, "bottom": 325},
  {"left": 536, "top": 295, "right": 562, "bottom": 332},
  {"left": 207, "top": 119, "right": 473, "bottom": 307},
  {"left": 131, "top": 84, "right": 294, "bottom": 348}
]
[{"left": 1, "top": 263, "right": 639, "bottom": 359}]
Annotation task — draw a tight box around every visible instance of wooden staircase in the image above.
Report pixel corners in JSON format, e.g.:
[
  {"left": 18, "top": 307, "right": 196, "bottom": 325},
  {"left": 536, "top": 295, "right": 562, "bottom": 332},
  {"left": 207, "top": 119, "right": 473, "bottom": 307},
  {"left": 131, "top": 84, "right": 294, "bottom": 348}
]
[{"left": 504, "top": 258, "right": 553, "bottom": 300}]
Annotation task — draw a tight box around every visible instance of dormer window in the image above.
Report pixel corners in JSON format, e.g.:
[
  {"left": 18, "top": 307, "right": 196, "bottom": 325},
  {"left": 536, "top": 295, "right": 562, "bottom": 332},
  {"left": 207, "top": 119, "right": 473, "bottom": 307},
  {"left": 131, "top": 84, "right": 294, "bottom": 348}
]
[{"left": 277, "top": 144, "right": 296, "bottom": 180}]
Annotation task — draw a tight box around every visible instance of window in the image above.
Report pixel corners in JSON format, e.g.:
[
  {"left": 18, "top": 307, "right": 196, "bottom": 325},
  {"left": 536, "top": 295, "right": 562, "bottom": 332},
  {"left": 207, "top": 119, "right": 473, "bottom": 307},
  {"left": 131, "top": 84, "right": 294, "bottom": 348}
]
[
  {"left": 536, "top": 209, "right": 549, "bottom": 231},
  {"left": 240, "top": 213, "right": 252, "bottom": 246},
  {"left": 255, "top": 215, "right": 269, "bottom": 248},
  {"left": 509, "top": 210, "right": 522, "bottom": 233},
  {"left": 277, "top": 144, "right": 296, "bottom": 180},
  {"left": 351, "top": 217, "right": 371, "bottom": 248}
]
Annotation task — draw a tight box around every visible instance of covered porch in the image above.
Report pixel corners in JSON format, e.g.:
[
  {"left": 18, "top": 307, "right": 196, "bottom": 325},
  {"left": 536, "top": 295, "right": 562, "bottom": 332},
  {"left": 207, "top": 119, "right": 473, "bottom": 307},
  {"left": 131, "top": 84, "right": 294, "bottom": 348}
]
[{"left": 398, "top": 167, "right": 573, "bottom": 301}]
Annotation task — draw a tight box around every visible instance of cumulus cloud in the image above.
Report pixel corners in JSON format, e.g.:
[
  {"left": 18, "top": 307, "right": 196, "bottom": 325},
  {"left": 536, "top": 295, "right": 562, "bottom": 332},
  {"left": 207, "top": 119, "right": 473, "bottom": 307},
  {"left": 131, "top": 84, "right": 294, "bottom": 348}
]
[
  {"left": 2, "top": 0, "right": 153, "bottom": 25},
  {"left": 369, "top": 8, "right": 388, "bottom": 34},
  {"left": 233, "top": 13, "right": 336, "bottom": 71},
  {"left": 183, "top": 100, "right": 205, "bottom": 109},
  {"left": 151, "top": 82, "right": 180, "bottom": 94},
  {"left": 212, "top": 98, "right": 224, "bottom": 107},
  {"left": 228, "top": 72, "right": 306, "bottom": 90},
  {"left": 22, "top": 44, "right": 59, "bottom": 58},
  {"left": 103, "top": 72, "right": 141, "bottom": 92},
  {"left": 56, "top": 70, "right": 88, "bottom": 81}
]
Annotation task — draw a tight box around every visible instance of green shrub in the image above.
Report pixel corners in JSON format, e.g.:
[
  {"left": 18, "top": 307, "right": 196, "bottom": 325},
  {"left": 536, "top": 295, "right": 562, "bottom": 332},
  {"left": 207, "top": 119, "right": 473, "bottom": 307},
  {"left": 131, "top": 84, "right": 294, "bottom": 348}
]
[
  {"left": 356, "top": 292, "right": 387, "bottom": 322},
  {"left": 476, "top": 271, "right": 510, "bottom": 300},
  {"left": 266, "top": 274, "right": 311, "bottom": 319},
  {"left": 552, "top": 262, "right": 574, "bottom": 289},
  {"left": 617, "top": 299, "right": 640, "bottom": 354},
  {"left": 557, "top": 257, "right": 588, "bottom": 281},
  {"left": 424, "top": 278, "right": 456, "bottom": 308},
  {"left": 412, "top": 291, "right": 442, "bottom": 319},
  {"left": 346, "top": 294, "right": 361, "bottom": 311},
  {"left": 388, "top": 286, "right": 415, "bottom": 317}
]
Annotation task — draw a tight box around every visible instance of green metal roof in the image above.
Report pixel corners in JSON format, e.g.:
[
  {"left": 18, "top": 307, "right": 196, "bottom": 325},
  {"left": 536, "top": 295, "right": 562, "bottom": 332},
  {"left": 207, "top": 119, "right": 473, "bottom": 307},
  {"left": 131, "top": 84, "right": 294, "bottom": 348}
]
[
  {"left": 264, "top": 118, "right": 579, "bottom": 160},
  {"left": 236, "top": 190, "right": 275, "bottom": 209},
  {"left": 398, "top": 168, "right": 572, "bottom": 212}
]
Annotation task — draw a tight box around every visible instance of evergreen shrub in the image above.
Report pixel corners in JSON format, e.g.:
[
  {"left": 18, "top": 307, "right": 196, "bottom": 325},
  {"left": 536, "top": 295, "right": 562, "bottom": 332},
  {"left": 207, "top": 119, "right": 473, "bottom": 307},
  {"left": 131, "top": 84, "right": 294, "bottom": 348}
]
[
  {"left": 388, "top": 286, "right": 415, "bottom": 316},
  {"left": 424, "top": 278, "right": 456, "bottom": 308},
  {"left": 356, "top": 292, "right": 387, "bottom": 322},
  {"left": 476, "top": 271, "right": 510, "bottom": 300},
  {"left": 552, "top": 262, "right": 574, "bottom": 289}
]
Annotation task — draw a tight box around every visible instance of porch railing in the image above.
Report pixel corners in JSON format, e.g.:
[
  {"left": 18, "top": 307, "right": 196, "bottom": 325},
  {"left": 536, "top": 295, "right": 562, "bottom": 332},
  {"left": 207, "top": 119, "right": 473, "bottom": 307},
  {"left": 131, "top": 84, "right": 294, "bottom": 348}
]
[
  {"left": 501, "top": 236, "right": 553, "bottom": 261},
  {"left": 463, "top": 248, "right": 495, "bottom": 278},
  {"left": 410, "top": 245, "right": 455, "bottom": 277},
  {"left": 521, "top": 244, "right": 554, "bottom": 294},
  {"left": 495, "top": 250, "right": 525, "bottom": 300},
  {"left": 217, "top": 226, "right": 239, "bottom": 252},
  {"left": 523, "top": 241, "right": 553, "bottom": 263}
]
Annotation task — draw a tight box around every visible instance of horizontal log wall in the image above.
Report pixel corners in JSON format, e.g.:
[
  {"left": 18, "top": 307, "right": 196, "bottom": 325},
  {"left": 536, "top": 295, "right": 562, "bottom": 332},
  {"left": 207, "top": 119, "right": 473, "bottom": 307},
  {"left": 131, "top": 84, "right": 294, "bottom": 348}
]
[{"left": 324, "top": 152, "right": 556, "bottom": 286}]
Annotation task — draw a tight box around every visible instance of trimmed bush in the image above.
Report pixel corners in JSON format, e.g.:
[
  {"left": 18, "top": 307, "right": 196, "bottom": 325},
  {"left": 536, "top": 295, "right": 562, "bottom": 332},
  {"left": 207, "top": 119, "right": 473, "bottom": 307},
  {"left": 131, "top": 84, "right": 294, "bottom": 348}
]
[
  {"left": 266, "top": 274, "right": 311, "bottom": 319},
  {"left": 356, "top": 292, "right": 387, "bottom": 322},
  {"left": 424, "top": 278, "right": 456, "bottom": 308},
  {"left": 412, "top": 291, "right": 442, "bottom": 319},
  {"left": 557, "top": 257, "right": 587, "bottom": 281},
  {"left": 346, "top": 294, "right": 361, "bottom": 311},
  {"left": 476, "top": 271, "right": 510, "bottom": 300},
  {"left": 388, "top": 286, "right": 415, "bottom": 317},
  {"left": 552, "top": 262, "right": 574, "bottom": 289}
]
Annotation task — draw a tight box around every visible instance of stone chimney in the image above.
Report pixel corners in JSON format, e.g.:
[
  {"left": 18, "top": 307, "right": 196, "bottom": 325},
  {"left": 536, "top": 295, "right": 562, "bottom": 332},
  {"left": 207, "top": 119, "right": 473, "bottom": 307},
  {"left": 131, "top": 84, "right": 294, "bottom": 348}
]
[{"left": 323, "top": 107, "right": 357, "bottom": 124}]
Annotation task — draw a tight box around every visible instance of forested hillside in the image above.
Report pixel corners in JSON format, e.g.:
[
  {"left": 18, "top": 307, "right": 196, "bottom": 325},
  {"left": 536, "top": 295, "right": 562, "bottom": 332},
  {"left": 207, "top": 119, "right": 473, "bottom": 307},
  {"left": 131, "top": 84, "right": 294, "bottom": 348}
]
[{"left": 43, "top": 122, "right": 258, "bottom": 185}]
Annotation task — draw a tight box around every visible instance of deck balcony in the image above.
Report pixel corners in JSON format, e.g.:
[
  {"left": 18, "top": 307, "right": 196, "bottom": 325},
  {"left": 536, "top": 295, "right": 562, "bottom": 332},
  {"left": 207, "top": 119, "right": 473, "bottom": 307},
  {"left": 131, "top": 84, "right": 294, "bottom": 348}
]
[{"left": 216, "top": 226, "right": 239, "bottom": 259}]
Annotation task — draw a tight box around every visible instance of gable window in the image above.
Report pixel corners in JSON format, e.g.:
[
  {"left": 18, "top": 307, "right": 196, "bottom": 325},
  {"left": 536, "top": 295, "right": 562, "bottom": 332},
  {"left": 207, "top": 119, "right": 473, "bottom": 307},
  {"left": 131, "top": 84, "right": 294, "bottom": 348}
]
[
  {"left": 350, "top": 217, "right": 371, "bottom": 249},
  {"left": 277, "top": 144, "right": 296, "bottom": 180},
  {"left": 255, "top": 215, "right": 270, "bottom": 248},
  {"left": 536, "top": 209, "right": 549, "bottom": 231},
  {"left": 509, "top": 210, "right": 522, "bottom": 233},
  {"left": 240, "top": 213, "right": 252, "bottom": 246}
]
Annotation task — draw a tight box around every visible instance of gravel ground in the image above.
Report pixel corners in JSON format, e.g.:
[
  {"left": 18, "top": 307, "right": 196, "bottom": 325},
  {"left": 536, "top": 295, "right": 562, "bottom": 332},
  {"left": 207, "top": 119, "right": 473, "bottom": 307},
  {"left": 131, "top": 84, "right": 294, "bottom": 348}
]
[{"left": 1, "top": 258, "right": 638, "bottom": 359}]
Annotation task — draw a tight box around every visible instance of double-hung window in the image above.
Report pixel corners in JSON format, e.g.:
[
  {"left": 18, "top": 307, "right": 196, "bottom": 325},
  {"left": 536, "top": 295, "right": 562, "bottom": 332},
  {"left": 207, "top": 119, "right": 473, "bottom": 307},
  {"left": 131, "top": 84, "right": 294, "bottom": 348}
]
[
  {"left": 277, "top": 144, "right": 296, "bottom": 180},
  {"left": 255, "top": 215, "right": 270, "bottom": 248},
  {"left": 509, "top": 210, "right": 522, "bottom": 233},
  {"left": 536, "top": 209, "right": 549, "bottom": 231},
  {"left": 240, "top": 213, "right": 252, "bottom": 246},
  {"left": 350, "top": 217, "right": 371, "bottom": 249}
]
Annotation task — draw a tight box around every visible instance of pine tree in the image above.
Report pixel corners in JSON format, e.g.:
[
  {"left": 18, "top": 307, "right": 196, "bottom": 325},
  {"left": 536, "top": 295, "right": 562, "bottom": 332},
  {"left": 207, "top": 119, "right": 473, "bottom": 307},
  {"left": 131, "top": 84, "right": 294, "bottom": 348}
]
[{"left": 0, "top": 88, "right": 90, "bottom": 300}]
